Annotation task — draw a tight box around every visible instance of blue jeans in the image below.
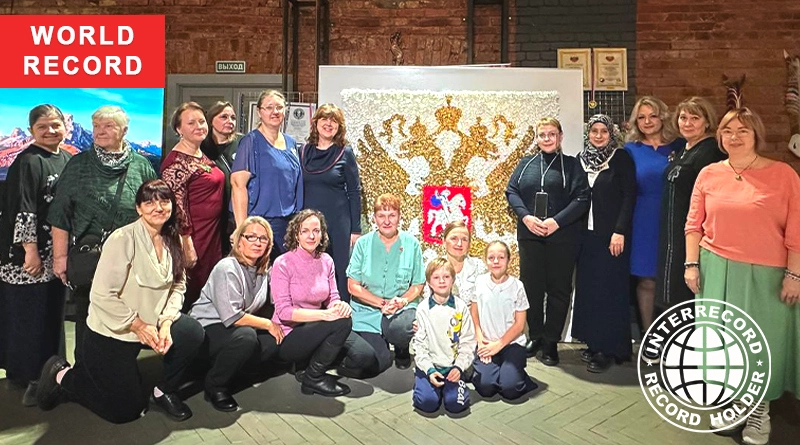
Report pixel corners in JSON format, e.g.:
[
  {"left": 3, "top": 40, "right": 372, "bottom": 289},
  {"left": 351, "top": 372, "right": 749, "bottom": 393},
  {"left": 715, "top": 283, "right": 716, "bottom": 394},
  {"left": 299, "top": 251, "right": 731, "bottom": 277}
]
[{"left": 412, "top": 368, "right": 469, "bottom": 413}]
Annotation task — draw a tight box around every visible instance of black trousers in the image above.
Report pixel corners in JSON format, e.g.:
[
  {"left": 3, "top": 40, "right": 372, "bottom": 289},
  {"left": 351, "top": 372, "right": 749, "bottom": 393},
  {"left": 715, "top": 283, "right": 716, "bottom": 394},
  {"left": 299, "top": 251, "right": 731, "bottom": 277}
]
[
  {"left": 278, "top": 318, "right": 351, "bottom": 367},
  {"left": 202, "top": 323, "right": 280, "bottom": 392},
  {"left": 338, "top": 309, "right": 417, "bottom": 378},
  {"left": 60, "top": 315, "right": 204, "bottom": 424},
  {"left": 72, "top": 284, "right": 91, "bottom": 363},
  {"left": 518, "top": 238, "right": 580, "bottom": 343},
  {"left": 0, "top": 279, "right": 65, "bottom": 383}
]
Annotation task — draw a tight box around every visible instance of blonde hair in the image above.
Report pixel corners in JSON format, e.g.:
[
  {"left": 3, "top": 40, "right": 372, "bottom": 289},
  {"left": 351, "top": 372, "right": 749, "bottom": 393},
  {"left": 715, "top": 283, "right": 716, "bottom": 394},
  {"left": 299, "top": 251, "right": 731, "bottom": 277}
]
[
  {"left": 425, "top": 257, "right": 456, "bottom": 283},
  {"left": 676, "top": 96, "right": 718, "bottom": 136},
  {"left": 442, "top": 221, "right": 470, "bottom": 242},
  {"left": 717, "top": 107, "right": 767, "bottom": 154},
  {"left": 626, "top": 96, "right": 678, "bottom": 143},
  {"left": 483, "top": 240, "right": 511, "bottom": 260},
  {"left": 231, "top": 216, "right": 273, "bottom": 274}
]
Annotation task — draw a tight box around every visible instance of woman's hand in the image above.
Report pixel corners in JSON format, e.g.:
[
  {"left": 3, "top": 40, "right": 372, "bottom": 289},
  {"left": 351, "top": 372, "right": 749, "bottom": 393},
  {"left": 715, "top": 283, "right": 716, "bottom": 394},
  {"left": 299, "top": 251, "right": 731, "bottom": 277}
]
[
  {"left": 53, "top": 255, "right": 68, "bottom": 285},
  {"left": 522, "top": 215, "right": 546, "bottom": 236},
  {"left": 350, "top": 234, "right": 360, "bottom": 247},
  {"left": 609, "top": 234, "right": 625, "bottom": 257},
  {"left": 780, "top": 277, "right": 800, "bottom": 305},
  {"left": 23, "top": 248, "right": 43, "bottom": 277},
  {"left": 446, "top": 367, "right": 462, "bottom": 383},
  {"left": 155, "top": 320, "right": 173, "bottom": 355},
  {"left": 265, "top": 320, "right": 285, "bottom": 344},
  {"left": 684, "top": 267, "right": 700, "bottom": 294},
  {"left": 130, "top": 317, "right": 159, "bottom": 350},
  {"left": 542, "top": 218, "right": 560, "bottom": 236},
  {"left": 331, "top": 301, "right": 352, "bottom": 318},
  {"left": 184, "top": 243, "right": 198, "bottom": 269}
]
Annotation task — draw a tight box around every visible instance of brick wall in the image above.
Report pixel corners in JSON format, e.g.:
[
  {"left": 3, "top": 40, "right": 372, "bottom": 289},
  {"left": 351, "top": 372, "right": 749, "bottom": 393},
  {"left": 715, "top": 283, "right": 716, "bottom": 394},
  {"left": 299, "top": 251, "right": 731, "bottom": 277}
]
[
  {"left": 3, "top": 0, "right": 505, "bottom": 93},
  {"left": 637, "top": 0, "right": 800, "bottom": 168},
  {"left": 513, "top": 0, "right": 638, "bottom": 113}
]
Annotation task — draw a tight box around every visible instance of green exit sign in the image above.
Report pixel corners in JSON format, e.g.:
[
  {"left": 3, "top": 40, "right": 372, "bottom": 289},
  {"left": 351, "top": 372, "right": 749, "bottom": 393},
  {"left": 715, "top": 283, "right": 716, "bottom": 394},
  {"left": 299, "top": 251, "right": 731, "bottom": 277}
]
[{"left": 215, "top": 61, "right": 246, "bottom": 73}]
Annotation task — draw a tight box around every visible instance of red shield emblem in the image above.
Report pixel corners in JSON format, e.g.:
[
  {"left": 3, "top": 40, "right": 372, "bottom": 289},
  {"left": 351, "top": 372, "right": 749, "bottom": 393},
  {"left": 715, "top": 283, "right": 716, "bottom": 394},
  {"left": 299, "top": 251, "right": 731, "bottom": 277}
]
[{"left": 421, "top": 185, "right": 472, "bottom": 244}]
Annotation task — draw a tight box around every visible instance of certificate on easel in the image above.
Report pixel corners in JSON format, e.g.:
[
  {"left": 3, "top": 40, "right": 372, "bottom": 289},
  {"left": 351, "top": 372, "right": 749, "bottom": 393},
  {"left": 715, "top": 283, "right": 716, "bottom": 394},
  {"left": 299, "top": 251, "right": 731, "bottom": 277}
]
[
  {"left": 593, "top": 48, "right": 628, "bottom": 91},
  {"left": 282, "top": 102, "right": 315, "bottom": 150},
  {"left": 557, "top": 48, "right": 591, "bottom": 91}
]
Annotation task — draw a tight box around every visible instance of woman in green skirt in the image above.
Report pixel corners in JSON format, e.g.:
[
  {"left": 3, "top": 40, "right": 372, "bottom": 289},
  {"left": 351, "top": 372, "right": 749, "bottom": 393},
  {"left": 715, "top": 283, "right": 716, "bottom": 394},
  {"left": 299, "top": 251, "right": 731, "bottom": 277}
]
[{"left": 684, "top": 107, "right": 800, "bottom": 445}]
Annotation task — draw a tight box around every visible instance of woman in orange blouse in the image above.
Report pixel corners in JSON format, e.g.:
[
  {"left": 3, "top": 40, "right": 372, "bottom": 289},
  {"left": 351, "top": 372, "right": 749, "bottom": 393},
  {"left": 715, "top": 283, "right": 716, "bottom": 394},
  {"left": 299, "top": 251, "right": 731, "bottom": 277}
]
[
  {"left": 684, "top": 107, "right": 800, "bottom": 445},
  {"left": 162, "top": 102, "right": 225, "bottom": 311}
]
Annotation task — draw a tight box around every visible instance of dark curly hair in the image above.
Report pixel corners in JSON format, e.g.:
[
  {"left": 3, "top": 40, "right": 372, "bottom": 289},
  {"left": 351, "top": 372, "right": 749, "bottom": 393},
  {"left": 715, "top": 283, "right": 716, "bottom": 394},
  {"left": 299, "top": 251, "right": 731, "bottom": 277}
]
[{"left": 284, "top": 209, "right": 329, "bottom": 258}]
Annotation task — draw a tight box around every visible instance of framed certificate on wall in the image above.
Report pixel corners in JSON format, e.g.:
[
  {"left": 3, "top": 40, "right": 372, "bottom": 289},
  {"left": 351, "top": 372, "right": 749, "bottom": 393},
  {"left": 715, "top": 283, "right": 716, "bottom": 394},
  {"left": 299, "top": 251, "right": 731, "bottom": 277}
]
[
  {"left": 593, "top": 48, "right": 628, "bottom": 91},
  {"left": 557, "top": 48, "right": 592, "bottom": 91}
]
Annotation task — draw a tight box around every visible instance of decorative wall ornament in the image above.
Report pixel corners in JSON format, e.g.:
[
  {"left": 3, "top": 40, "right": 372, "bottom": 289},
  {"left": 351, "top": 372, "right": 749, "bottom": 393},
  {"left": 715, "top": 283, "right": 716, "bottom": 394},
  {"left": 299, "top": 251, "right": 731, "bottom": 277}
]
[
  {"left": 390, "top": 32, "right": 404, "bottom": 66},
  {"left": 422, "top": 185, "right": 472, "bottom": 244},
  {"left": 784, "top": 50, "right": 800, "bottom": 158},
  {"left": 342, "top": 89, "right": 560, "bottom": 269},
  {"left": 722, "top": 74, "right": 746, "bottom": 111}
]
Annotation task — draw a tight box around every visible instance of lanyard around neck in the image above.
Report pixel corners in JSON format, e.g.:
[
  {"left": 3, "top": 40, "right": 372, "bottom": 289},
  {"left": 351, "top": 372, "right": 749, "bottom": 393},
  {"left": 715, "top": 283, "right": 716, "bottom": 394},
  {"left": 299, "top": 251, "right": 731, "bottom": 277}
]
[{"left": 539, "top": 151, "right": 566, "bottom": 191}]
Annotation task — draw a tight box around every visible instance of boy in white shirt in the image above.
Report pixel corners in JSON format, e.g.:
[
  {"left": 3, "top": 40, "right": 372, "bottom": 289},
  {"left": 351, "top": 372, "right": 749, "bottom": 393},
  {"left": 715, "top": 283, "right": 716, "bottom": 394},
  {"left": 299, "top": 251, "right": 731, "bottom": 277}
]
[{"left": 412, "top": 258, "right": 476, "bottom": 413}]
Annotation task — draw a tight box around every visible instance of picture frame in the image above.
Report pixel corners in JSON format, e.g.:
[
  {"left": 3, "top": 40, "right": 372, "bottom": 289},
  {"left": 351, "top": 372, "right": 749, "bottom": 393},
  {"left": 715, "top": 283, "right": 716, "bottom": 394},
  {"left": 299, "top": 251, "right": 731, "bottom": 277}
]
[
  {"left": 557, "top": 48, "right": 592, "bottom": 91},
  {"left": 593, "top": 47, "right": 628, "bottom": 91}
]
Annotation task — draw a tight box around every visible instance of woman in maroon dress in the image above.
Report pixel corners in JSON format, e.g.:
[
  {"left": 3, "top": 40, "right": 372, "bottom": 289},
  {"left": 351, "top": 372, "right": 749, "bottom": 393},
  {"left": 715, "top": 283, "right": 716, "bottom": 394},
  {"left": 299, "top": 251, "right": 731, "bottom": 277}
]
[{"left": 162, "top": 102, "right": 225, "bottom": 311}]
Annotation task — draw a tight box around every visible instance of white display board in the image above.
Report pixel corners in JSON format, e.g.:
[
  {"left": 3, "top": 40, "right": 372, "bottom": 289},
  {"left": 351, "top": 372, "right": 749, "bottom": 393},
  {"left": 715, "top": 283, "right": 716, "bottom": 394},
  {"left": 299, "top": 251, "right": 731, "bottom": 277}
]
[{"left": 318, "top": 65, "right": 584, "bottom": 155}]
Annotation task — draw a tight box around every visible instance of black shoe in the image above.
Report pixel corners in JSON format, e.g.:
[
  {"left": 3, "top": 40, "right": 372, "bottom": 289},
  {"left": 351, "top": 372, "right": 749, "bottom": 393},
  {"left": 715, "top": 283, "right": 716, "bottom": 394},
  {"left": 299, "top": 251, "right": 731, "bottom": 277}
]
[
  {"left": 294, "top": 370, "right": 306, "bottom": 383},
  {"left": 539, "top": 342, "right": 559, "bottom": 366},
  {"left": 580, "top": 348, "right": 594, "bottom": 363},
  {"left": 394, "top": 347, "right": 412, "bottom": 369},
  {"left": 525, "top": 339, "right": 542, "bottom": 358},
  {"left": 204, "top": 390, "right": 238, "bottom": 412},
  {"left": 301, "top": 373, "right": 351, "bottom": 397},
  {"left": 587, "top": 352, "right": 613, "bottom": 373},
  {"left": 151, "top": 392, "right": 193, "bottom": 421},
  {"left": 36, "top": 356, "right": 69, "bottom": 411}
]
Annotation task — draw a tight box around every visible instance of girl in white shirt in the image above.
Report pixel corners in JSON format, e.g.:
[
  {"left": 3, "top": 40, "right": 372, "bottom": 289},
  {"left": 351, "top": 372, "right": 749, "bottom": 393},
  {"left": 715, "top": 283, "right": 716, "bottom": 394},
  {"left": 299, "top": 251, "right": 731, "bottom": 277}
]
[{"left": 470, "top": 241, "right": 537, "bottom": 400}]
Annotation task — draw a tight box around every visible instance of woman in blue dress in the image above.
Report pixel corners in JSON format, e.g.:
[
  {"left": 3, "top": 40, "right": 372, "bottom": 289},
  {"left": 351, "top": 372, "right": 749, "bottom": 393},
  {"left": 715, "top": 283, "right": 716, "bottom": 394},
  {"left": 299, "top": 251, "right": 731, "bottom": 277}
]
[
  {"left": 231, "top": 90, "right": 302, "bottom": 261},
  {"left": 624, "top": 96, "right": 682, "bottom": 336},
  {"left": 301, "top": 104, "right": 362, "bottom": 302}
]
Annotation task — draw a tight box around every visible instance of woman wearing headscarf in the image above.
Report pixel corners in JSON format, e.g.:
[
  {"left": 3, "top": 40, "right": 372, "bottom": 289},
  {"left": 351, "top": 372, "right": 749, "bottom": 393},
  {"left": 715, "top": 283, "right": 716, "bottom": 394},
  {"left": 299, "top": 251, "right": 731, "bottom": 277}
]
[{"left": 572, "top": 115, "right": 636, "bottom": 373}]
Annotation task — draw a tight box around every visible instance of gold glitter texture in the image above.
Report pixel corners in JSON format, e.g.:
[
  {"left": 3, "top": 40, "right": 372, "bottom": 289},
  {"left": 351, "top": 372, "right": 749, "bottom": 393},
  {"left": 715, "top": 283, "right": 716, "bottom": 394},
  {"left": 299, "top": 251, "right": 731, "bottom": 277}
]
[{"left": 342, "top": 89, "right": 560, "bottom": 274}]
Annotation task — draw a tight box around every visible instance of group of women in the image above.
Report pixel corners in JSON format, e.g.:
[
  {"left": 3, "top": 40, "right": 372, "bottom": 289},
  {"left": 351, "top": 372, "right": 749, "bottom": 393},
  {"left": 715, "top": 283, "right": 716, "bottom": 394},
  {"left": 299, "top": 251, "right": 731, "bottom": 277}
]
[{"left": 0, "top": 91, "right": 797, "bottom": 443}]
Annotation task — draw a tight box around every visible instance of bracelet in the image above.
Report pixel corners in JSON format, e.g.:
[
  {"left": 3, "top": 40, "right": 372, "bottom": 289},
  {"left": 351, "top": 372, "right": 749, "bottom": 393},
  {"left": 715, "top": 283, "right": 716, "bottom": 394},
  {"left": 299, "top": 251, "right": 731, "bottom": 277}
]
[
  {"left": 684, "top": 262, "right": 700, "bottom": 269},
  {"left": 786, "top": 269, "right": 800, "bottom": 281}
]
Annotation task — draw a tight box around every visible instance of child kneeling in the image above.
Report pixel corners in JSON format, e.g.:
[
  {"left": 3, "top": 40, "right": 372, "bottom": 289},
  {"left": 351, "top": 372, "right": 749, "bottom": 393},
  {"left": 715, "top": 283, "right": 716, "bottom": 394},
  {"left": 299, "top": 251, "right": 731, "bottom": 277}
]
[
  {"left": 412, "top": 258, "right": 476, "bottom": 414},
  {"left": 471, "top": 241, "right": 537, "bottom": 400}
]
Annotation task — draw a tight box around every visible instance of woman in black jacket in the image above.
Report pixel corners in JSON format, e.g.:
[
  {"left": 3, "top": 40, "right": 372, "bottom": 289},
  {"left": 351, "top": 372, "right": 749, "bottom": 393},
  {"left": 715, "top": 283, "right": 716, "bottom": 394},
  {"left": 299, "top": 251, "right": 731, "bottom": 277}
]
[{"left": 506, "top": 117, "right": 590, "bottom": 366}]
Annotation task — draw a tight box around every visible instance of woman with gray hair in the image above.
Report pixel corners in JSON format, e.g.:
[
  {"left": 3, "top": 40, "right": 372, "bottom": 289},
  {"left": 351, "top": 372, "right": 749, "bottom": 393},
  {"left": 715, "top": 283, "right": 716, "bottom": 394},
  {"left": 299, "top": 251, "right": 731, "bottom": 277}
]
[{"left": 48, "top": 105, "right": 157, "bottom": 362}]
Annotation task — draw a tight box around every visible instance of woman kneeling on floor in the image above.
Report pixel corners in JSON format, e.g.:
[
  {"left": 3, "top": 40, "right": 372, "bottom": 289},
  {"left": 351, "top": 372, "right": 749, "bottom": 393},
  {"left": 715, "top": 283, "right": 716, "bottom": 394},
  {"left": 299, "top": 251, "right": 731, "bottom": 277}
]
[
  {"left": 271, "top": 209, "right": 353, "bottom": 397},
  {"left": 189, "top": 216, "right": 284, "bottom": 412},
  {"left": 36, "top": 180, "right": 204, "bottom": 424}
]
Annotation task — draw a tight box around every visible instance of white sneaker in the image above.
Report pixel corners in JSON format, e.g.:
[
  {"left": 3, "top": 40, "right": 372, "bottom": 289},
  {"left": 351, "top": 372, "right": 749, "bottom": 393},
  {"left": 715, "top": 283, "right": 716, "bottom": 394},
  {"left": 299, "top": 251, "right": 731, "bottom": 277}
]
[
  {"left": 711, "top": 399, "right": 747, "bottom": 435},
  {"left": 742, "top": 401, "right": 771, "bottom": 445}
]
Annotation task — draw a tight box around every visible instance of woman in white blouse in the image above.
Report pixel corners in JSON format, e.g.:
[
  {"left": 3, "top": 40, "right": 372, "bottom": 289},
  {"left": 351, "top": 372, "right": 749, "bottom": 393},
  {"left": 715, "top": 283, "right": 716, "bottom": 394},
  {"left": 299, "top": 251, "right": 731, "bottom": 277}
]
[
  {"left": 35, "top": 180, "right": 204, "bottom": 424},
  {"left": 426, "top": 222, "right": 487, "bottom": 303}
]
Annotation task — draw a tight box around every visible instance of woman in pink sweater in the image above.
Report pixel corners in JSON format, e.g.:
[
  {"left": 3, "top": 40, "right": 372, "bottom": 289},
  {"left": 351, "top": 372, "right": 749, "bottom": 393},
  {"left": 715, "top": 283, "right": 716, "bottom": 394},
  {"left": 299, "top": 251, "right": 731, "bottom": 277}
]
[
  {"left": 271, "top": 209, "right": 353, "bottom": 397},
  {"left": 684, "top": 108, "right": 800, "bottom": 445}
]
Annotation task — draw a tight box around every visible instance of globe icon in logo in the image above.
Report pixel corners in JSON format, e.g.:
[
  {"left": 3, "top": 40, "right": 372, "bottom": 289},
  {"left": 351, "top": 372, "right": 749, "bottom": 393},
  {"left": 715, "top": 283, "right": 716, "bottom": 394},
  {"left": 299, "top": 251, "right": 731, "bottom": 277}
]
[{"left": 661, "top": 323, "right": 747, "bottom": 410}]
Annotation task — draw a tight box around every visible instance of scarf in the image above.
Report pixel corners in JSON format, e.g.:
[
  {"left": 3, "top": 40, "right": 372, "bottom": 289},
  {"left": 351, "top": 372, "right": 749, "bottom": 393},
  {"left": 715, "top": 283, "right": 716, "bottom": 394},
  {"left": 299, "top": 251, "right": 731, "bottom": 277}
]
[
  {"left": 580, "top": 114, "right": 619, "bottom": 172},
  {"left": 94, "top": 141, "right": 132, "bottom": 168}
]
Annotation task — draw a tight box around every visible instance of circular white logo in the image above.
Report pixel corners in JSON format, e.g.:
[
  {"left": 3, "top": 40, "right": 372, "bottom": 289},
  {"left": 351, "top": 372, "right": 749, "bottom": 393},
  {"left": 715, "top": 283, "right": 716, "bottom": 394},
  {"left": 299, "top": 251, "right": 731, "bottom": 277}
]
[{"left": 637, "top": 299, "right": 771, "bottom": 433}]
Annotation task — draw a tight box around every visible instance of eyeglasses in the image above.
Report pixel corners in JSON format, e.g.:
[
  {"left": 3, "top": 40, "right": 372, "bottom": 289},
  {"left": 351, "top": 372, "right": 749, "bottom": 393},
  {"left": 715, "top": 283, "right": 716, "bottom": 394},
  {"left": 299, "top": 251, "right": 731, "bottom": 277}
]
[
  {"left": 242, "top": 234, "right": 270, "bottom": 244},
  {"left": 260, "top": 105, "right": 285, "bottom": 113},
  {"left": 537, "top": 132, "right": 560, "bottom": 140},
  {"left": 720, "top": 129, "right": 753, "bottom": 139}
]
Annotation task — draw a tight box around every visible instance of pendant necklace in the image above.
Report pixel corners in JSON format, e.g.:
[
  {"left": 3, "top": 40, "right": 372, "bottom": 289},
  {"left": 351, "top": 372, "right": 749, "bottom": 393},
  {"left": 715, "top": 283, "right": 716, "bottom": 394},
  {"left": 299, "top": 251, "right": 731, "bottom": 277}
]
[{"left": 729, "top": 155, "right": 758, "bottom": 181}]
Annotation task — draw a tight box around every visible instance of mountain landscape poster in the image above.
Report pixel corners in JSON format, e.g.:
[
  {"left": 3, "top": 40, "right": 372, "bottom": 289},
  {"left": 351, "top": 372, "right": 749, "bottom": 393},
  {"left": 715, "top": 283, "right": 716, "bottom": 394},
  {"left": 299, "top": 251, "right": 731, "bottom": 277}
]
[{"left": 0, "top": 88, "right": 164, "bottom": 180}]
